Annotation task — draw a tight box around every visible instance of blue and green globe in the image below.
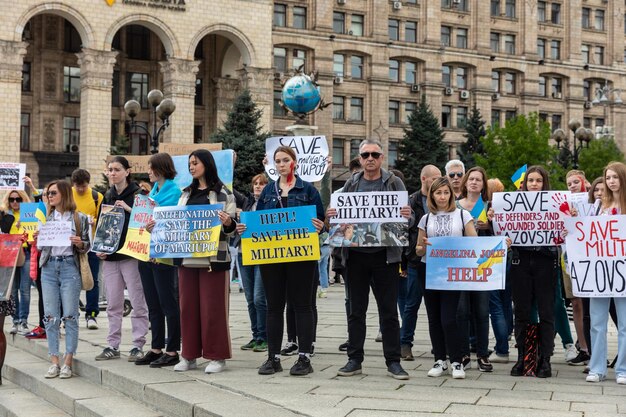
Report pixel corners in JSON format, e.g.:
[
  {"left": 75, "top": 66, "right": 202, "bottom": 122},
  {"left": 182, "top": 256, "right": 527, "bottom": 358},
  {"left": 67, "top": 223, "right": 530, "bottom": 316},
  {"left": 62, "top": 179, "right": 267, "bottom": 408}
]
[{"left": 281, "top": 75, "right": 322, "bottom": 115}]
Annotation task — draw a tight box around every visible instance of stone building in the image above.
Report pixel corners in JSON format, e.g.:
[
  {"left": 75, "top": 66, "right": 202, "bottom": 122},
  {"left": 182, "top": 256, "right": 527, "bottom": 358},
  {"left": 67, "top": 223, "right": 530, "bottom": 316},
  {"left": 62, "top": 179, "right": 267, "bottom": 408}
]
[{"left": 1, "top": 0, "right": 625, "bottom": 188}]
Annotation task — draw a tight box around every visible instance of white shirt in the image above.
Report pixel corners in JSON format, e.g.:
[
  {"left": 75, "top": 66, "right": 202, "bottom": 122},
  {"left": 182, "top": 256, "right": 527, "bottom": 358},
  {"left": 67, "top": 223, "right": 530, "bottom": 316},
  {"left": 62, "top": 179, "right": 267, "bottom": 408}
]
[{"left": 50, "top": 211, "right": 74, "bottom": 257}]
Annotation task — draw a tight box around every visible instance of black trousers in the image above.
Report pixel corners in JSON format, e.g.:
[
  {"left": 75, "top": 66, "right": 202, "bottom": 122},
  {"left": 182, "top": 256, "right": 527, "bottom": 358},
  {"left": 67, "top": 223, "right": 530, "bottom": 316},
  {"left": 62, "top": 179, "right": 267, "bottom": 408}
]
[
  {"left": 346, "top": 250, "right": 400, "bottom": 365},
  {"left": 510, "top": 250, "right": 557, "bottom": 357},
  {"left": 260, "top": 260, "right": 317, "bottom": 356},
  {"left": 286, "top": 267, "right": 318, "bottom": 344},
  {"left": 422, "top": 282, "right": 463, "bottom": 363}
]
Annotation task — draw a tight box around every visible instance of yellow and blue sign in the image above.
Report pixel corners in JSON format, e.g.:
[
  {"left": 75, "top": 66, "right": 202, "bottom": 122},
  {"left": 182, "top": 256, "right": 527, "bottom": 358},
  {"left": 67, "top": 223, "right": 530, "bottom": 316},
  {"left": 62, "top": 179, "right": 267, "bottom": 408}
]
[
  {"left": 118, "top": 195, "right": 156, "bottom": 262},
  {"left": 240, "top": 206, "right": 320, "bottom": 266},
  {"left": 19, "top": 202, "right": 47, "bottom": 242}
]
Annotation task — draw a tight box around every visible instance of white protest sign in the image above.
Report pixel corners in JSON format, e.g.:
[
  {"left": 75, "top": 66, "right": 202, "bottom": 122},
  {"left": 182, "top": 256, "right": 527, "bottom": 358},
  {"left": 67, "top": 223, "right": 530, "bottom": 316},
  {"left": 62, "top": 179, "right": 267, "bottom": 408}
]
[
  {"left": 265, "top": 136, "right": 329, "bottom": 182},
  {"left": 37, "top": 220, "right": 72, "bottom": 247},
  {"left": 0, "top": 163, "right": 26, "bottom": 190},
  {"left": 569, "top": 192, "right": 597, "bottom": 217},
  {"left": 330, "top": 191, "right": 408, "bottom": 224},
  {"left": 491, "top": 190, "right": 570, "bottom": 246},
  {"left": 565, "top": 216, "right": 626, "bottom": 297}
]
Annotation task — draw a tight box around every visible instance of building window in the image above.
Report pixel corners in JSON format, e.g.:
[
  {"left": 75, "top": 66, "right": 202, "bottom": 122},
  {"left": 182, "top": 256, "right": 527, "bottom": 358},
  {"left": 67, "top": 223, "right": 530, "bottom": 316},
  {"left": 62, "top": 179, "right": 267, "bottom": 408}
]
[
  {"left": 491, "top": 109, "right": 501, "bottom": 127},
  {"left": 539, "top": 76, "right": 546, "bottom": 96},
  {"left": 350, "top": 139, "right": 361, "bottom": 159},
  {"left": 491, "top": 0, "right": 500, "bottom": 16},
  {"left": 333, "top": 54, "right": 345, "bottom": 77},
  {"left": 505, "top": 0, "right": 516, "bottom": 18},
  {"left": 441, "top": 26, "right": 451, "bottom": 47},
  {"left": 595, "top": 10, "right": 605, "bottom": 31},
  {"left": 333, "top": 96, "right": 344, "bottom": 120},
  {"left": 63, "top": 66, "right": 81, "bottom": 103},
  {"left": 22, "top": 62, "right": 31, "bottom": 92},
  {"left": 273, "top": 4, "right": 287, "bottom": 27},
  {"left": 582, "top": 45, "right": 590, "bottom": 64},
  {"left": 388, "top": 19, "right": 399, "bottom": 40},
  {"left": 333, "top": 139, "right": 344, "bottom": 166},
  {"left": 583, "top": 117, "right": 591, "bottom": 127},
  {"left": 551, "top": 3, "right": 561, "bottom": 24},
  {"left": 292, "top": 49, "right": 306, "bottom": 70},
  {"left": 537, "top": 38, "right": 546, "bottom": 59},
  {"left": 127, "top": 72, "right": 149, "bottom": 108},
  {"left": 550, "top": 40, "right": 561, "bottom": 60},
  {"left": 596, "top": 118, "right": 605, "bottom": 127},
  {"left": 442, "top": 65, "right": 451, "bottom": 87},
  {"left": 20, "top": 113, "right": 29, "bottom": 151},
  {"left": 442, "top": 105, "right": 451, "bottom": 128},
  {"left": 405, "top": 21, "right": 417, "bottom": 43},
  {"left": 551, "top": 114, "right": 562, "bottom": 132},
  {"left": 582, "top": 8, "right": 591, "bottom": 29},
  {"left": 194, "top": 125, "right": 203, "bottom": 143},
  {"left": 351, "top": 14, "right": 364, "bottom": 36},
  {"left": 505, "top": 72, "right": 516, "bottom": 94},
  {"left": 389, "top": 60, "right": 399, "bottom": 82},
  {"left": 490, "top": 32, "right": 500, "bottom": 53},
  {"left": 405, "top": 61, "right": 417, "bottom": 84},
  {"left": 274, "top": 90, "right": 286, "bottom": 117},
  {"left": 333, "top": 12, "right": 345, "bottom": 34},
  {"left": 274, "top": 47, "right": 287, "bottom": 73},
  {"left": 195, "top": 78, "right": 203, "bottom": 106},
  {"left": 389, "top": 100, "right": 400, "bottom": 124},
  {"left": 492, "top": 71, "right": 500, "bottom": 92},
  {"left": 594, "top": 46, "right": 604, "bottom": 65},
  {"left": 350, "top": 97, "right": 363, "bottom": 121},
  {"left": 504, "top": 34, "right": 515, "bottom": 54},
  {"left": 505, "top": 110, "right": 517, "bottom": 121},
  {"left": 537, "top": 1, "right": 546, "bottom": 22},
  {"left": 457, "top": 106, "right": 468, "bottom": 128},
  {"left": 64, "top": 20, "right": 81, "bottom": 53},
  {"left": 293, "top": 7, "right": 307, "bottom": 29},
  {"left": 405, "top": 102, "right": 416, "bottom": 123},
  {"left": 456, "top": 28, "right": 468, "bottom": 49},
  {"left": 583, "top": 80, "right": 591, "bottom": 100},
  {"left": 63, "top": 116, "right": 80, "bottom": 152},
  {"left": 126, "top": 121, "right": 148, "bottom": 154},
  {"left": 126, "top": 25, "right": 150, "bottom": 60},
  {"left": 388, "top": 141, "right": 398, "bottom": 168},
  {"left": 456, "top": 67, "right": 467, "bottom": 89},
  {"left": 112, "top": 70, "right": 119, "bottom": 106},
  {"left": 551, "top": 77, "right": 562, "bottom": 97},
  {"left": 111, "top": 120, "right": 119, "bottom": 147},
  {"left": 351, "top": 55, "right": 364, "bottom": 79}
]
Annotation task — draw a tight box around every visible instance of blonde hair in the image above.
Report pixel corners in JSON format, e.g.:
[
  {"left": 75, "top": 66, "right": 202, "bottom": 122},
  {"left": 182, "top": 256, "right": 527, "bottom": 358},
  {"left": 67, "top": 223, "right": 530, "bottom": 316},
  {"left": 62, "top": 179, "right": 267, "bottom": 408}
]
[
  {"left": 602, "top": 162, "right": 626, "bottom": 212},
  {"left": 2, "top": 189, "right": 31, "bottom": 212}
]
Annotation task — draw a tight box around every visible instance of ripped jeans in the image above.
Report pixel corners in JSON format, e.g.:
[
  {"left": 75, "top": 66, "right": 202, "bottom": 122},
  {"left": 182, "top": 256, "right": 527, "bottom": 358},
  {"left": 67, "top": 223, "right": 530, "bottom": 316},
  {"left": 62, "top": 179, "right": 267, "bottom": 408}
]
[{"left": 41, "top": 256, "right": 82, "bottom": 357}]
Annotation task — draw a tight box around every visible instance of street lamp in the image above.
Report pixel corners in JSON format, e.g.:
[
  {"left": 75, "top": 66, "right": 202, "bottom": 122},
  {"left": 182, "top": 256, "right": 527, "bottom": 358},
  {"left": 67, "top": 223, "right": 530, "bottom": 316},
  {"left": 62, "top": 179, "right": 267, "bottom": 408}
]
[
  {"left": 551, "top": 119, "right": 594, "bottom": 169},
  {"left": 124, "top": 89, "right": 176, "bottom": 154},
  {"left": 592, "top": 80, "right": 623, "bottom": 106}
]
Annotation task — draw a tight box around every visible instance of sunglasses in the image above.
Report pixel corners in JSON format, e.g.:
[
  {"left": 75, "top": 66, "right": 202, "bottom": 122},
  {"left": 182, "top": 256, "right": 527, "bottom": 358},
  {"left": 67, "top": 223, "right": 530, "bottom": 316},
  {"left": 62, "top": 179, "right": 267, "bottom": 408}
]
[
  {"left": 8, "top": 197, "right": 22, "bottom": 203},
  {"left": 360, "top": 152, "right": 382, "bottom": 159},
  {"left": 448, "top": 172, "right": 464, "bottom": 178},
  {"left": 46, "top": 191, "right": 58, "bottom": 197}
]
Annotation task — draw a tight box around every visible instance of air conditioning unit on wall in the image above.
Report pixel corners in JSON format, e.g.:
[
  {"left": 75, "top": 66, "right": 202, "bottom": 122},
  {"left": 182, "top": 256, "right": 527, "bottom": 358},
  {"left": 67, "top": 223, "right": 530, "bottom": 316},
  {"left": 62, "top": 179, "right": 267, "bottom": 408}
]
[
  {"left": 393, "top": 1, "right": 402, "bottom": 10},
  {"left": 460, "top": 90, "right": 470, "bottom": 99},
  {"left": 334, "top": 76, "right": 344, "bottom": 84},
  {"left": 444, "top": 87, "right": 454, "bottom": 95},
  {"left": 410, "top": 84, "right": 420, "bottom": 93}
]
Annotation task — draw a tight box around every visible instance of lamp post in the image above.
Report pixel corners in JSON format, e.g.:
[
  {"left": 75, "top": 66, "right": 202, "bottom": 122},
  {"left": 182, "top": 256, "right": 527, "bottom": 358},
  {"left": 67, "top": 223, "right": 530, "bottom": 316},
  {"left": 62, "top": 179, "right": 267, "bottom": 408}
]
[
  {"left": 123, "top": 89, "right": 176, "bottom": 154},
  {"left": 592, "top": 80, "right": 623, "bottom": 106},
  {"left": 551, "top": 119, "right": 593, "bottom": 169}
]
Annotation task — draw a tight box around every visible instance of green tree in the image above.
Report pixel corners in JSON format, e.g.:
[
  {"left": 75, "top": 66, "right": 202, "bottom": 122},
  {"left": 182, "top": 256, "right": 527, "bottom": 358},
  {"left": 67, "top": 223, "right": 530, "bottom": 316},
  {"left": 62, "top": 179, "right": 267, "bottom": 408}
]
[
  {"left": 578, "top": 137, "right": 625, "bottom": 181},
  {"left": 476, "top": 113, "right": 564, "bottom": 190},
  {"left": 457, "top": 106, "right": 486, "bottom": 169},
  {"left": 395, "top": 95, "right": 448, "bottom": 193},
  {"left": 210, "top": 89, "right": 268, "bottom": 193}
]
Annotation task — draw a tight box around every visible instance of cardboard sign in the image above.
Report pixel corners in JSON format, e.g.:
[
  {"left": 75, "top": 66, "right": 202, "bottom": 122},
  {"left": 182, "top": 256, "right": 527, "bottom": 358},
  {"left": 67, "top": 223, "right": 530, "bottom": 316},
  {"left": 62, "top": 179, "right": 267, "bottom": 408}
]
[
  {"left": 491, "top": 191, "right": 571, "bottom": 246},
  {"left": 38, "top": 221, "right": 72, "bottom": 246},
  {"left": 569, "top": 192, "right": 597, "bottom": 217},
  {"left": 329, "top": 191, "right": 409, "bottom": 224},
  {"left": 265, "top": 136, "right": 329, "bottom": 183},
  {"left": 0, "top": 235, "right": 23, "bottom": 300},
  {"left": 0, "top": 163, "right": 26, "bottom": 190},
  {"left": 117, "top": 195, "right": 156, "bottom": 262},
  {"left": 92, "top": 205, "right": 126, "bottom": 254}
]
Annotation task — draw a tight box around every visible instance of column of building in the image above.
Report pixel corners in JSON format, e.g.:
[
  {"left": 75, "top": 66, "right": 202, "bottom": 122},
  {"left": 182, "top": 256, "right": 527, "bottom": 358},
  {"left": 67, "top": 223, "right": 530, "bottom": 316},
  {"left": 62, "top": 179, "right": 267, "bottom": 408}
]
[
  {"left": 160, "top": 58, "right": 199, "bottom": 144},
  {"left": 0, "top": 40, "right": 27, "bottom": 163}
]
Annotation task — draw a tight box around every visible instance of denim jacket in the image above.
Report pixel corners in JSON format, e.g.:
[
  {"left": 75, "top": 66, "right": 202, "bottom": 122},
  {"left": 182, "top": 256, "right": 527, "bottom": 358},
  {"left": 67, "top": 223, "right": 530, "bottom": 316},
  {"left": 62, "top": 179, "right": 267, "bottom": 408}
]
[{"left": 257, "top": 176, "right": 325, "bottom": 222}]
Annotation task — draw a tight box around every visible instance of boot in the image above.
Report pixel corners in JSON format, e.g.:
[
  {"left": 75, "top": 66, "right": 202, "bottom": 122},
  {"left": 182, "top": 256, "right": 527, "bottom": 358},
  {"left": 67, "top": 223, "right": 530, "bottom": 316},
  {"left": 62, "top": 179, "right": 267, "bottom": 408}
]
[
  {"left": 536, "top": 355, "right": 552, "bottom": 378},
  {"left": 510, "top": 345, "right": 525, "bottom": 377}
]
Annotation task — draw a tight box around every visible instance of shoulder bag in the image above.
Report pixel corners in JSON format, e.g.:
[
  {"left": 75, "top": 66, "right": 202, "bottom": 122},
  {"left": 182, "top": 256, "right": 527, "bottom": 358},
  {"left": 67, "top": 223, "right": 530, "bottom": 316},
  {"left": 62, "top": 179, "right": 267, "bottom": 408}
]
[{"left": 73, "top": 212, "right": 94, "bottom": 291}]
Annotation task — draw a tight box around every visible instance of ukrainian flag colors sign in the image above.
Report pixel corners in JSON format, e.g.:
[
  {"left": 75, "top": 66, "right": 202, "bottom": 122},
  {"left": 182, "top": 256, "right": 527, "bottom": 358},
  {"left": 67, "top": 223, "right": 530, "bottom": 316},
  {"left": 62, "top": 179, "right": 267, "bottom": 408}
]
[
  {"left": 19, "top": 202, "right": 47, "bottom": 242},
  {"left": 425, "top": 236, "right": 507, "bottom": 291},
  {"left": 240, "top": 206, "right": 320, "bottom": 266},
  {"left": 118, "top": 195, "right": 156, "bottom": 262},
  {"left": 149, "top": 204, "right": 223, "bottom": 259}
]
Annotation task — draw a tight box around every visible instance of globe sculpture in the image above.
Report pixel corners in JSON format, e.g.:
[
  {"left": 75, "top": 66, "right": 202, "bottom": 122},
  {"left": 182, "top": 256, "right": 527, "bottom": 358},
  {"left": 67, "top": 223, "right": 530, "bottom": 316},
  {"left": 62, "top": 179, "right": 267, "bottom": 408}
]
[{"left": 278, "top": 67, "right": 329, "bottom": 121}]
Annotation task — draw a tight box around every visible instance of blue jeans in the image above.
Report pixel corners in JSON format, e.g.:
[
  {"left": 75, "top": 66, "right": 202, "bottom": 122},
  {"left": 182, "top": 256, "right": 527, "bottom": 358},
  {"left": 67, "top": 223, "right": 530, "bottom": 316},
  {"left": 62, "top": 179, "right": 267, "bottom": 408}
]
[
  {"left": 318, "top": 245, "right": 331, "bottom": 290},
  {"left": 458, "top": 290, "right": 490, "bottom": 357},
  {"left": 400, "top": 264, "right": 424, "bottom": 347},
  {"left": 84, "top": 251, "right": 100, "bottom": 318},
  {"left": 11, "top": 250, "right": 31, "bottom": 324},
  {"left": 41, "top": 256, "right": 82, "bottom": 356},
  {"left": 589, "top": 297, "right": 626, "bottom": 379},
  {"left": 238, "top": 253, "right": 267, "bottom": 341},
  {"left": 489, "top": 288, "right": 513, "bottom": 355}
]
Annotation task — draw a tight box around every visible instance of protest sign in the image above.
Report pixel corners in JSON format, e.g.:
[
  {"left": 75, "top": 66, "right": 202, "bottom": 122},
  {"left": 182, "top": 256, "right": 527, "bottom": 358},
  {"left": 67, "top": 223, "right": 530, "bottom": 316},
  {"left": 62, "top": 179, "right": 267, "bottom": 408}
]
[
  {"left": 329, "top": 191, "right": 408, "bottom": 224},
  {"left": 240, "top": 206, "right": 320, "bottom": 265},
  {"left": 172, "top": 149, "right": 234, "bottom": 191},
  {"left": 425, "top": 236, "right": 507, "bottom": 291},
  {"left": 564, "top": 216, "right": 626, "bottom": 297},
  {"left": 92, "top": 205, "right": 126, "bottom": 254},
  {"left": 326, "top": 222, "right": 408, "bottom": 247},
  {"left": 19, "top": 202, "right": 47, "bottom": 242},
  {"left": 0, "top": 235, "right": 23, "bottom": 300},
  {"left": 150, "top": 204, "right": 223, "bottom": 258},
  {"left": 0, "top": 163, "right": 26, "bottom": 190},
  {"left": 569, "top": 192, "right": 597, "bottom": 217},
  {"left": 265, "top": 136, "right": 329, "bottom": 183},
  {"left": 117, "top": 195, "right": 156, "bottom": 262},
  {"left": 38, "top": 220, "right": 72, "bottom": 246},
  {"left": 491, "top": 190, "right": 570, "bottom": 246}
]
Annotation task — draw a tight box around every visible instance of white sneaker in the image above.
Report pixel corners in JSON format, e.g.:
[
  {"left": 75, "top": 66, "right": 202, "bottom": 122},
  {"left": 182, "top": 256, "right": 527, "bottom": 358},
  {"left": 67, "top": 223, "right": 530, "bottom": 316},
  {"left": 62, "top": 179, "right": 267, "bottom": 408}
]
[
  {"left": 488, "top": 351, "right": 509, "bottom": 363},
  {"left": 317, "top": 289, "right": 327, "bottom": 298},
  {"left": 451, "top": 362, "right": 466, "bottom": 379},
  {"left": 59, "top": 365, "right": 72, "bottom": 379},
  {"left": 173, "top": 357, "right": 197, "bottom": 372},
  {"left": 427, "top": 360, "right": 448, "bottom": 377},
  {"left": 9, "top": 324, "right": 17, "bottom": 335},
  {"left": 45, "top": 364, "right": 60, "bottom": 379},
  {"left": 18, "top": 322, "right": 29, "bottom": 335},
  {"left": 586, "top": 372, "right": 605, "bottom": 383},
  {"left": 564, "top": 343, "right": 578, "bottom": 362},
  {"left": 205, "top": 360, "right": 226, "bottom": 374},
  {"left": 617, "top": 374, "right": 626, "bottom": 385},
  {"left": 86, "top": 317, "right": 98, "bottom": 330}
]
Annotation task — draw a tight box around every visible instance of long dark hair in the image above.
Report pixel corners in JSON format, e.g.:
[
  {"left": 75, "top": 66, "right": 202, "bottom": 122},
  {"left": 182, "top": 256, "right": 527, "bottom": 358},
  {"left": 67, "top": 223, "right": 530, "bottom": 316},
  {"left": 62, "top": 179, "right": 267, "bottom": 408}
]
[
  {"left": 521, "top": 165, "right": 551, "bottom": 191},
  {"left": 184, "top": 149, "right": 223, "bottom": 194}
]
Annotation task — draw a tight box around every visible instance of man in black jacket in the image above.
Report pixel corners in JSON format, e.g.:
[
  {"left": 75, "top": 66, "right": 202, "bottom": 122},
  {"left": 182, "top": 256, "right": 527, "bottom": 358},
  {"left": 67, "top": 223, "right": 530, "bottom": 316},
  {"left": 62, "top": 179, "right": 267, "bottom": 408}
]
[{"left": 400, "top": 165, "right": 441, "bottom": 361}]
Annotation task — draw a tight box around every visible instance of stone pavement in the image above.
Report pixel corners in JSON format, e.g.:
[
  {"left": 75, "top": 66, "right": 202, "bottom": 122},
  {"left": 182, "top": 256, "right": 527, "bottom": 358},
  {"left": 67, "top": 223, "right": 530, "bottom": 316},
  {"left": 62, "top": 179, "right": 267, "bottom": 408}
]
[{"left": 1, "top": 283, "right": 625, "bottom": 417}]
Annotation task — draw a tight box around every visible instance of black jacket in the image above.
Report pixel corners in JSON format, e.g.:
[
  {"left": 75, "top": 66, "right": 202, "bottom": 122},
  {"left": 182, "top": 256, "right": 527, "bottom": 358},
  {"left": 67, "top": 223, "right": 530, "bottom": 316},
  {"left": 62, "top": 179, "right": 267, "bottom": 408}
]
[
  {"left": 403, "top": 190, "right": 427, "bottom": 268},
  {"left": 0, "top": 211, "right": 14, "bottom": 234},
  {"left": 103, "top": 182, "right": 140, "bottom": 262}
]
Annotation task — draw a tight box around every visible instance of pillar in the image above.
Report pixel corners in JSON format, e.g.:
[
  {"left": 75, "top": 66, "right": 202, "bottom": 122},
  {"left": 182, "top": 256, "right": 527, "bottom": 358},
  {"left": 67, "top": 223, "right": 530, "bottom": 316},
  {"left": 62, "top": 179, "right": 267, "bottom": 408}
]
[
  {"left": 238, "top": 66, "right": 275, "bottom": 131},
  {"left": 160, "top": 58, "right": 200, "bottom": 144},
  {"left": 0, "top": 40, "right": 27, "bottom": 162}
]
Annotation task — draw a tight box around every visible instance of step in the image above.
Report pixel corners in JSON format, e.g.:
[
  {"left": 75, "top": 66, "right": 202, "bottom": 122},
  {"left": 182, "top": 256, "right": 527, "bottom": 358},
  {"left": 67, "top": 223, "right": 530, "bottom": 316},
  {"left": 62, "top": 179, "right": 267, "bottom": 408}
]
[{"left": 0, "top": 379, "right": 70, "bottom": 417}]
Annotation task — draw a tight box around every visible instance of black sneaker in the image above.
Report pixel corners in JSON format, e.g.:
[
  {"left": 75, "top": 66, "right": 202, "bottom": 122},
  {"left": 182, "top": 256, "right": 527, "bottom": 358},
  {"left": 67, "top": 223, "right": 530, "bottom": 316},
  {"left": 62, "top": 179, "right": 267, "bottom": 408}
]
[
  {"left": 150, "top": 353, "right": 180, "bottom": 368},
  {"left": 477, "top": 356, "right": 493, "bottom": 372},
  {"left": 135, "top": 350, "right": 162, "bottom": 366},
  {"left": 337, "top": 359, "right": 362, "bottom": 377},
  {"left": 258, "top": 357, "right": 283, "bottom": 375},
  {"left": 280, "top": 342, "right": 299, "bottom": 356},
  {"left": 338, "top": 340, "right": 349, "bottom": 352},
  {"left": 568, "top": 350, "right": 590, "bottom": 366},
  {"left": 290, "top": 355, "right": 313, "bottom": 376},
  {"left": 462, "top": 355, "right": 472, "bottom": 370},
  {"left": 387, "top": 362, "right": 409, "bottom": 380}
]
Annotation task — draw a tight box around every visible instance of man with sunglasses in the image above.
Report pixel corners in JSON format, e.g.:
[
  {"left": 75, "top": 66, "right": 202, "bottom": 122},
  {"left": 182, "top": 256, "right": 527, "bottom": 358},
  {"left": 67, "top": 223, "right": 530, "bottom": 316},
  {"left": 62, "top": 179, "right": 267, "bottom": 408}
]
[
  {"left": 445, "top": 159, "right": 465, "bottom": 199},
  {"left": 328, "top": 139, "right": 414, "bottom": 380}
]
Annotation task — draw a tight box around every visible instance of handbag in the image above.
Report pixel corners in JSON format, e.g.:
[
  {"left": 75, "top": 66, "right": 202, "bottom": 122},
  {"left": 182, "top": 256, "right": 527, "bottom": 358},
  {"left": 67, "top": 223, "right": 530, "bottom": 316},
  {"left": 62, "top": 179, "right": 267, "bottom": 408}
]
[
  {"left": 15, "top": 246, "right": 25, "bottom": 267},
  {"left": 73, "top": 213, "right": 94, "bottom": 291},
  {"left": 182, "top": 257, "right": 212, "bottom": 270}
]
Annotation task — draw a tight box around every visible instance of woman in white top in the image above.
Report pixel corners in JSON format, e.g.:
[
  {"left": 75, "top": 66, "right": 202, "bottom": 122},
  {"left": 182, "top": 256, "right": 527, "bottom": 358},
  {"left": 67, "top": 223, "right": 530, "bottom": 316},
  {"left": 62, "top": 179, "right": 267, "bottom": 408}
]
[{"left": 415, "top": 177, "right": 476, "bottom": 379}]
